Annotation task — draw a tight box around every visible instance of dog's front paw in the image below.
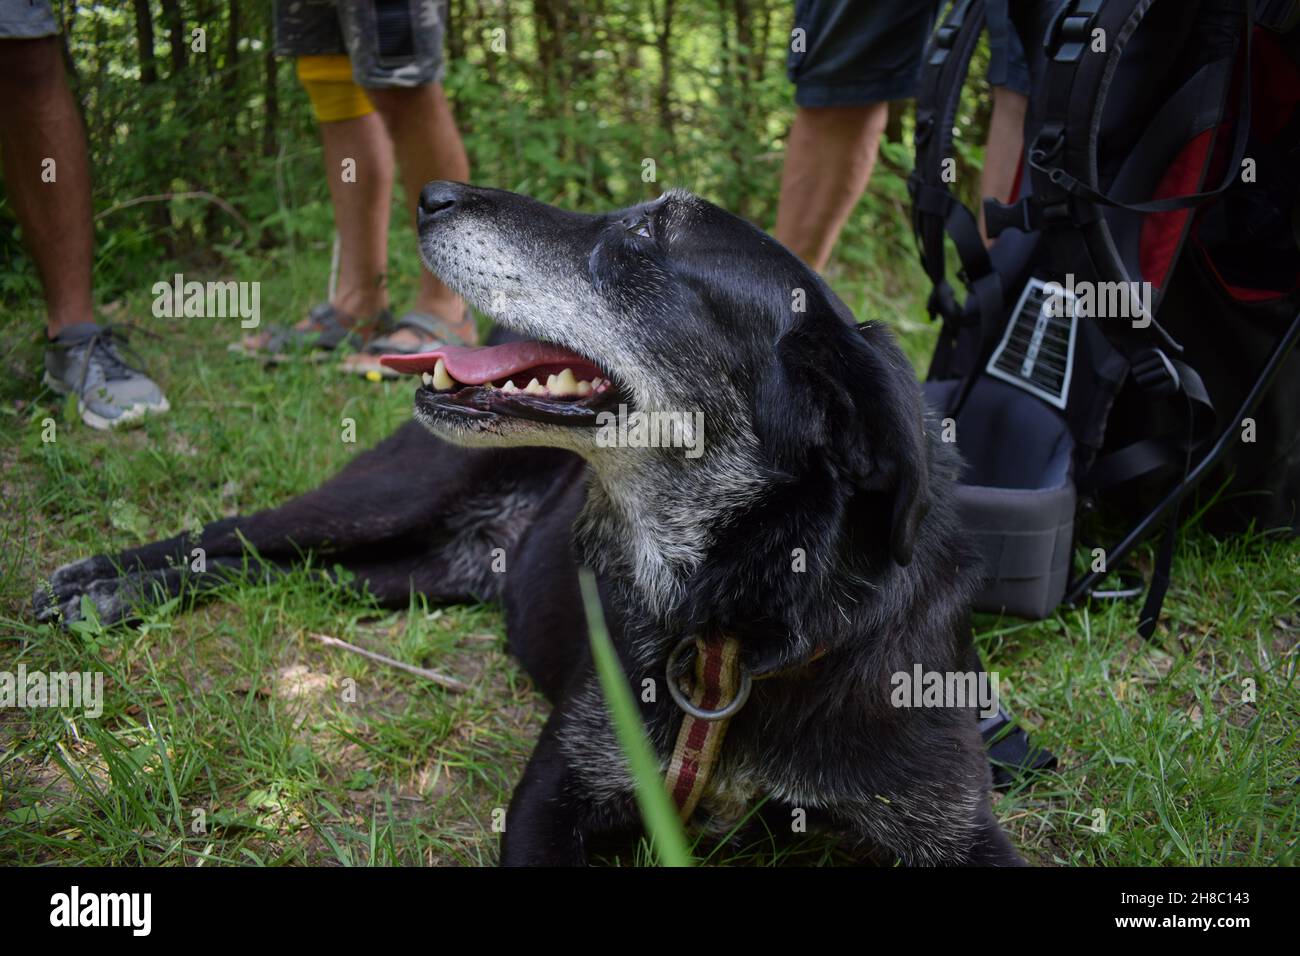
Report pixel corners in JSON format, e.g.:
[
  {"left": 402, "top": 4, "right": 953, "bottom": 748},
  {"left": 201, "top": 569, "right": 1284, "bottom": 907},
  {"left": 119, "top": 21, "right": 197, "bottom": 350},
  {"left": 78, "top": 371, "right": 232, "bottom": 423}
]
[
  {"left": 32, "top": 582, "right": 59, "bottom": 623},
  {"left": 33, "top": 557, "right": 130, "bottom": 627},
  {"left": 34, "top": 581, "right": 123, "bottom": 627},
  {"left": 34, "top": 554, "right": 108, "bottom": 623}
]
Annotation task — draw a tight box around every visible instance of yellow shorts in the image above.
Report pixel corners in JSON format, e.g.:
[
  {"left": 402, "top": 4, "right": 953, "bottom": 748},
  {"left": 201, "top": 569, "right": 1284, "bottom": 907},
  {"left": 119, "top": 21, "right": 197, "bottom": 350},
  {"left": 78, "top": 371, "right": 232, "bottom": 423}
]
[{"left": 296, "top": 55, "right": 373, "bottom": 122}]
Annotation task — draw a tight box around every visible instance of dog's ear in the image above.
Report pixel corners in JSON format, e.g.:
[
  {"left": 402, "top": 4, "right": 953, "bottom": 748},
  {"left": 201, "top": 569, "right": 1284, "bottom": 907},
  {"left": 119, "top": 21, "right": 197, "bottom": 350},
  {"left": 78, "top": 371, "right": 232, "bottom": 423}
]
[
  {"left": 754, "top": 297, "right": 931, "bottom": 566},
  {"left": 853, "top": 322, "right": 932, "bottom": 566}
]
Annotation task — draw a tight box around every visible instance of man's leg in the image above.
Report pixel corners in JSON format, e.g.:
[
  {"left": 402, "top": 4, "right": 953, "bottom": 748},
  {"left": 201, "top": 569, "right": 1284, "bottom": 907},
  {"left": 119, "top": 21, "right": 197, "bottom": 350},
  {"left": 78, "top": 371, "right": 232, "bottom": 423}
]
[
  {"left": 977, "top": 89, "right": 1028, "bottom": 246},
  {"left": 773, "top": 103, "right": 888, "bottom": 271},
  {"left": 981, "top": 1, "right": 1030, "bottom": 246},
  {"left": 239, "top": 52, "right": 397, "bottom": 352},
  {"left": 336, "top": 0, "right": 474, "bottom": 357},
  {"left": 774, "top": 0, "right": 941, "bottom": 271},
  {"left": 318, "top": 112, "right": 394, "bottom": 324},
  {"left": 365, "top": 82, "right": 471, "bottom": 343},
  {"left": 294, "top": 53, "right": 399, "bottom": 333},
  {"left": 0, "top": 32, "right": 168, "bottom": 429},
  {"left": 0, "top": 36, "right": 94, "bottom": 337}
]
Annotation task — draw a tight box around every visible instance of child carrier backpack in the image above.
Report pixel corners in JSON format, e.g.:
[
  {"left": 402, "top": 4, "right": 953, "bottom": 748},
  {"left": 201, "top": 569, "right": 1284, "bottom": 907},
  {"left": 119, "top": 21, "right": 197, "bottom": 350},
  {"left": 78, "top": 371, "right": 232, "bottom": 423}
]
[{"left": 909, "top": 0, "right": 1300, "bottom": 629}]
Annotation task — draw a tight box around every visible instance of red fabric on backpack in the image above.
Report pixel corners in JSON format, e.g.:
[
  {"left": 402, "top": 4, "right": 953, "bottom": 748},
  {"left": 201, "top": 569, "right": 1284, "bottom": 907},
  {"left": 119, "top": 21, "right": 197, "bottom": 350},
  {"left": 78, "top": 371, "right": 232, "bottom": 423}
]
[{"left": 1139, "top": 129, "right": 1215, "bottom": 291}]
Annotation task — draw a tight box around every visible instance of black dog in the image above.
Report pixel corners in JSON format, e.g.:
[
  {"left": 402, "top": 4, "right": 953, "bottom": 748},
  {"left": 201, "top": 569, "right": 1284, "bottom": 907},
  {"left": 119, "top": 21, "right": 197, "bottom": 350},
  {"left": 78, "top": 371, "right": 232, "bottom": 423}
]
[{"left": 36, "top": 183, "right": 1024, "bottom": 866}]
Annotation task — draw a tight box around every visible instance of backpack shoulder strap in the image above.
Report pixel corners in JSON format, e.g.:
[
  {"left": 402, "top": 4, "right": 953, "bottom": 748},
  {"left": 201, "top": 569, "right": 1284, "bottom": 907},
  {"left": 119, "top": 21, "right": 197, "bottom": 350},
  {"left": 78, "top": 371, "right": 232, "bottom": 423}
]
[
  {"left": 909, "top": 0, "right": 1001, "bottom": 349},
  {"left": 1030, "top": 0, "right": 1254, "bottom": 216},
  {"left": 1018, "top": 0, "right": 1255, "bottom": 356}
]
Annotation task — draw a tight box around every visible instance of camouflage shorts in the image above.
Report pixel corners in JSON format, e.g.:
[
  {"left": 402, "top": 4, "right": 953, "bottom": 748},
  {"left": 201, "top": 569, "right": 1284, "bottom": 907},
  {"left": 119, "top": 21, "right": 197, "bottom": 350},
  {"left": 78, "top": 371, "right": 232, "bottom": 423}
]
[{"left": 274, "top": 0, "right": 448, "bottom": 88}]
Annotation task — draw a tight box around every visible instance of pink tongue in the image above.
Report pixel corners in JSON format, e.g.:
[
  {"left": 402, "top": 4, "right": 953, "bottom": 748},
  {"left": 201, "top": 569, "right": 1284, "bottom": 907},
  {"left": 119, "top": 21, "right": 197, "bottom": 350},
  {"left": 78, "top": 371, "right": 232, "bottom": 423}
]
[{"left": 380, "top": 342, "right": 594, "bottom": 384}]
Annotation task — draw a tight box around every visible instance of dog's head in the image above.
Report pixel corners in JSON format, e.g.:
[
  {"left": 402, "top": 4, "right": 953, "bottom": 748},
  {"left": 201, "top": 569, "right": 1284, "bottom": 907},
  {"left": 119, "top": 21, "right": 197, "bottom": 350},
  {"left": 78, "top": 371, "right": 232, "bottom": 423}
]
[{"left": 383, "top": 183, "right": 930, "bottom": 567}]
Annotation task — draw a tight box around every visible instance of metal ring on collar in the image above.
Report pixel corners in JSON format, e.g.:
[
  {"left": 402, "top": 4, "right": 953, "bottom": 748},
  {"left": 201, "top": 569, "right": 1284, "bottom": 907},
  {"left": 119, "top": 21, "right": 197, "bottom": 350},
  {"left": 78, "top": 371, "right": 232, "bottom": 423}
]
[{"left": 665, "top": 635, "right": 752, "bottom": 721}]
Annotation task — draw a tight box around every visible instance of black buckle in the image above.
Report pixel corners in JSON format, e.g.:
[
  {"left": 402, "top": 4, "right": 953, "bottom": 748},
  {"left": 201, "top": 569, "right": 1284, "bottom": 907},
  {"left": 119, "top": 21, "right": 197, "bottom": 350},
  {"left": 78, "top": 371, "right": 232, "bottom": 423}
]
[
  {"left": 927, "top": 282, "right": 961, "bottom": 328},
  {"left": 984, "top": 193, "right": 1077, "bottom": 239},
  {"left": 1132, "top": 349, "right": 1182, "bottom": 396},
  {"left": 937, "top": 0, "right": 974, "bottom": 45},
  {"left": 1042, "top": 199, "right": 1075, "bottom": 225},
  {"left": 929, "top": 0, "right": 975, "bottom": 66},
  {"left": 935, "top": 24, "right": 961, "bottom": 48},
  {"left": 983, "top": 197, "right": 1034, "bottom": 238},
  {"left": 913, "top": 110, "right": 935, "bottom": 149},
  {"left": 1046, "top": 0, "right": 1105, "bottom": 63}
]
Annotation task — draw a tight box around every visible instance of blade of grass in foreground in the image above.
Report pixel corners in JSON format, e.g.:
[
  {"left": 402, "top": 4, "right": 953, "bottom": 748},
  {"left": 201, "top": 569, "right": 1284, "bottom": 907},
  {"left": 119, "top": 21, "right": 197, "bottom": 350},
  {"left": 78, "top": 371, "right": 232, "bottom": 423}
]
[{"left": 579, "top": 568, "right": 692, "bottom": 867}]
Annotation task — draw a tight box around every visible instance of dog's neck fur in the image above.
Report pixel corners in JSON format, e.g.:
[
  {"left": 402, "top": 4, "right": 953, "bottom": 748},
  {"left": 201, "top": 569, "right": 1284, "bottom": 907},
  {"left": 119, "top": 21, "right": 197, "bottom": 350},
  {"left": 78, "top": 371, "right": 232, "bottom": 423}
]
[
  {"left": 572, "top": 426, "right": 967, "bottom": 681},
  {"left": 574, "top": 432, "right": 768, "bottom": 621}
]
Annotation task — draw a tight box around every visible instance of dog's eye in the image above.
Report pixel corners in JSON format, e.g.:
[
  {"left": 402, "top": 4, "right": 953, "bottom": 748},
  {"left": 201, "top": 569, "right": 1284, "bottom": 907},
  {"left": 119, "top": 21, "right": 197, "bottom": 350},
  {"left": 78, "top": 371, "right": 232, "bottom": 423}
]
[{"left": 627, "top": 216, "right": 653, "bottom": 240}]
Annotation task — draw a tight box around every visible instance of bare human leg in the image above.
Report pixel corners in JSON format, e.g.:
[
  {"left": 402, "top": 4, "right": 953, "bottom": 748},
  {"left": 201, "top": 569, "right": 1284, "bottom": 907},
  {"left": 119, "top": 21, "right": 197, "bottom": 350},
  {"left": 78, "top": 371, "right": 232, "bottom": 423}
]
[
  {"left": 978, "top": 87, "right": 1028, "bottom": 247},
  {"left": 319, "top": 112, "right": 395, "bottom": 328},
  {"left": 0, "top": 37, "right": 95, "bottom": 338},
  {"left": 240, "top": 111, "right": 395, "bottom": 351},
  {"left": 773, "top": 102, "right": 889, "bottom": 272},
  {"left": 365, "top": 82, "right": 473, "bottom": 347}
]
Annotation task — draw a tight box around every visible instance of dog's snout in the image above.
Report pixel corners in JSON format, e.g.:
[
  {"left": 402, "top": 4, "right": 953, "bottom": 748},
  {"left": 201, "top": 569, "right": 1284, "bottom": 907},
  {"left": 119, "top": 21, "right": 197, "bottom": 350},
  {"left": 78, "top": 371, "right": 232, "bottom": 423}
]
[{"left": 419, "top": 182, "right": 463, "bottom": 220}]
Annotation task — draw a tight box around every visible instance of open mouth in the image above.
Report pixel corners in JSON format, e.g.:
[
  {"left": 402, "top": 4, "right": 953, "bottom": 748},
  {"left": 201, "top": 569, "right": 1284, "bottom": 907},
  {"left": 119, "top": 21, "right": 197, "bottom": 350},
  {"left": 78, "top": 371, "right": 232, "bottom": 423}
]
[{"left": 380, "top": 341, "right": 621, "bottom": 426}]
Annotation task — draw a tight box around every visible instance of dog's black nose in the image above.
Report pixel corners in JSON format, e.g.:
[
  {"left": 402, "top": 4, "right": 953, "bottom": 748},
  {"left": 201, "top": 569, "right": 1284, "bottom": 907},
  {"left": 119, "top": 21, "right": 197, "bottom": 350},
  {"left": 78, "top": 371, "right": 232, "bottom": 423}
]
[{"left": 419, "top": 182, "right": 462, "bottom": 219}]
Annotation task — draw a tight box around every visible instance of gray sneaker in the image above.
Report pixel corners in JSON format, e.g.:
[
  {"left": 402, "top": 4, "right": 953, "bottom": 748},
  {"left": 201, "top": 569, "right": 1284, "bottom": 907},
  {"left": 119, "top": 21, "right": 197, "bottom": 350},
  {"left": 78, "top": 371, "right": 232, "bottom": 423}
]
[{"left": 43, "top": 323, "right": 170, "bottom": 430}]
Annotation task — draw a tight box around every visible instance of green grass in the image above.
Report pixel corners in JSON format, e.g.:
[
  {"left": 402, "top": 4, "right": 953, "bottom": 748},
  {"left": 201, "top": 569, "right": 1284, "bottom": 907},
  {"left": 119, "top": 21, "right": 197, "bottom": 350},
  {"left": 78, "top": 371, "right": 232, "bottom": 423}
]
[
  {"left": 0, "top": 189, "right": 1297, "bottom": 867},
  {"left": 581, "top": 568, "right": 692, "bottom": 867}
]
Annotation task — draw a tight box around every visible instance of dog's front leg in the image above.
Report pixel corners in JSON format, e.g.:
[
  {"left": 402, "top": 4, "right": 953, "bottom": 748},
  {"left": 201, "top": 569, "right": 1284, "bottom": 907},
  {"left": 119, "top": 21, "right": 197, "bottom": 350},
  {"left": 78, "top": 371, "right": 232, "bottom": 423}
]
[
  {"left": 500, "top": 690, "right": 638, "bottom": 866},
  {"left": 960, "top": 803, "right": 1027, "bottom": 866},
  {"left": 500, "top": 714, "right": 589, "bottom": 866}
]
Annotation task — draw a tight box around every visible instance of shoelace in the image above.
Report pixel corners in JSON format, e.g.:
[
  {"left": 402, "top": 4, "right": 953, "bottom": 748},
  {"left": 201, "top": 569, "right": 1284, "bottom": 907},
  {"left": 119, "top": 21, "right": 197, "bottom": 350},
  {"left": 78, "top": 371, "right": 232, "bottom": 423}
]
[{"left": 54, "top": 324, "right": 158, "bottom": 396}]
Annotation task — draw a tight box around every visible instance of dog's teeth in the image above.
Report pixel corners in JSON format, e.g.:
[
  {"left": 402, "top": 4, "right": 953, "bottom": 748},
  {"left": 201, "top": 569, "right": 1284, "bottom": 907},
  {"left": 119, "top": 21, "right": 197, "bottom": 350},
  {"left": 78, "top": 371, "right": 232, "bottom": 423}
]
[
  {"left": 576, "top": 380, "right": 593, "bottom": 397},
  {"left": 502, "top": 380, "right": 519, "bottom": 393},
  {"left": 421, "top": 372, "right": 434, "bottom": 387},
  {"left": 432, "top": 358, "right": 455, "bottom": 391},
  {"left": 524, "top": 378, "right": 546, "bottom": 395},
  {"left": 552, "top": 368, "right": 579, "bottom": 396}
]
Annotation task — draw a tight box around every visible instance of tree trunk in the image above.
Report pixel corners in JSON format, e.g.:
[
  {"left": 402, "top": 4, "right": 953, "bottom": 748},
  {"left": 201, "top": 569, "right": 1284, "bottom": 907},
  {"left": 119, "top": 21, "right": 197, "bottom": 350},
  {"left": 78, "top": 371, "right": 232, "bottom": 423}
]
[
  {"left": 886, "top": 100, "right": 906, "bottom": 145},
  {"left": 203, "top": 0, "right": 243, "bottom": 238},
  {"left": 130, "top": 0, "right": 172, "bottom": 244},
  {"left": 532, "top": 0, "right": 564, "bottom": 85},
  {"left": 133, "top": 0, "right": 157, "bottom": 85},
  {"left": 161, "top": 0, "right": 188, "bottom": 78},
  {"left": 734, "top": 0, "right": 754, "bottom": 92},
  {"left": 478, "top": 0, "right": 498, "bottom": 85},
  {"left": 655, "top": 0, "right": 676, "bottom": 144},
  {"left": 262, "top": 48, "right": 278, "bottom": 159},
  {"left": 754, "top": 0, "right": 772, "bottom": 84},
  {"left": 224, "top": 0, "right": 240, "bottom": 94},
  {"left": 446, "top": 0, "right": 465, "bottom": 63}
]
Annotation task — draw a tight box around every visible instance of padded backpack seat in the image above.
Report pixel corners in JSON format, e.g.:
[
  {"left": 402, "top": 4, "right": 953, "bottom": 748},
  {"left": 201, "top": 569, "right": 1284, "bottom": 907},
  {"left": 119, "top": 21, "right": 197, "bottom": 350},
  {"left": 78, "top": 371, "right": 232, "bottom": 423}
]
[{"left": 924, "top": 377, "right": 1076, "bottom": 618}]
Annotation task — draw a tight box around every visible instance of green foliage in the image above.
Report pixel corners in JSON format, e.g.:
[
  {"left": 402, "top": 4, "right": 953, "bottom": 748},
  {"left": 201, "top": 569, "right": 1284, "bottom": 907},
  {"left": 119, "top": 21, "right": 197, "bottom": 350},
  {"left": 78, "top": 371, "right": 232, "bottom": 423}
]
[{"left": 0, "top": 0, "right": 998, "bottom": 321}]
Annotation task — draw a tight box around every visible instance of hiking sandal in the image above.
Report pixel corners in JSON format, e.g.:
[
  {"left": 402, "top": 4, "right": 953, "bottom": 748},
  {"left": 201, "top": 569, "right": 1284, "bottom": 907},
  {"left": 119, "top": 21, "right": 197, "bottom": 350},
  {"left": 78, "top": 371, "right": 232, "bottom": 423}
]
[
  {"left": 228, "top": 303, "right": 392, "bottom": 364},
  {"left": 340, "top": 309, "right": 476, "bottom": 379}
]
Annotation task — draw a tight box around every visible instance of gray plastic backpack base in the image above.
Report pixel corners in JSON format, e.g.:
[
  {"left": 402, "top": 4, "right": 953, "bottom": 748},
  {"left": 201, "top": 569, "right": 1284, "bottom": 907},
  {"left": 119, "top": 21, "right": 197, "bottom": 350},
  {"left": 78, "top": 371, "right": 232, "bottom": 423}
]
[{"left": 924, "top": 378, "right": 1076, "bottom": 619}]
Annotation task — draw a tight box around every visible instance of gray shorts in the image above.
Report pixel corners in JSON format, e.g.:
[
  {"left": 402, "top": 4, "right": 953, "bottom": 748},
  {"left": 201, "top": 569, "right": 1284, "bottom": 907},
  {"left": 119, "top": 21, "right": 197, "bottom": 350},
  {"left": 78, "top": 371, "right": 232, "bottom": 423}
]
[
  {"left": 274, "top": 0, "right": 448, "bottom": 88},
  {"left": 0, "top": 0, "right": 59, "bottom": 39}
]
